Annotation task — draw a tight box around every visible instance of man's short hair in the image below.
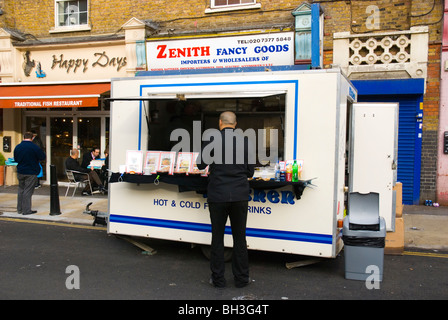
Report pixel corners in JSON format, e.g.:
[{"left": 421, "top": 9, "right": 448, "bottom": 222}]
[
  {"left": 219, "top": 111, "right": 237, "bottom": 125},
  {"left": 23, "top": 132, "right": 34, "bottom": 140}
]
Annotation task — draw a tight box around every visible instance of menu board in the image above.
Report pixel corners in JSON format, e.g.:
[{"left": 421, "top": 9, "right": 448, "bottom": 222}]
[
  {"left": 175, "top": 152, "right": 193, "bottom": 174},
  {"left": 126, "top": 150, "right": 143, "bottom": 174},
  {"left": 123, "top": 150, "right": 212, "bottom": 176},
  {"left": 144, "top": 151, "right": 161, "bottom": 175},
  {"left": 192, "top": 152, "right": 209, "bottom": 176},
  {"left": 157, "top": 151, "right": 176, "bottom": 174}
]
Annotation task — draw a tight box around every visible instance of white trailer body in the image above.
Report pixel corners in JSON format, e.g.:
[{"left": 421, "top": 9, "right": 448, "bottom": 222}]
[{"left": 107, "top": 68, "right": 395, "bottom": 258}]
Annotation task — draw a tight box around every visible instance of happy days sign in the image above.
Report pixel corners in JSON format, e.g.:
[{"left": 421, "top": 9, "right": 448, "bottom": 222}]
[{"left": 146, "top": 32, "right": 294, "bottom": 71}]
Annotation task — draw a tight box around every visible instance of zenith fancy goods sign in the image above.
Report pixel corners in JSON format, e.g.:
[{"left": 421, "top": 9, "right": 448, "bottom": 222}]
[{"left": 146, "top": 32, "right": 294, "bottom": 71}]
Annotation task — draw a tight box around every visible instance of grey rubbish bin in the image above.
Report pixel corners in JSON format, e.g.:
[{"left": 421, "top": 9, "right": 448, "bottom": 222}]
[{"left": 342, "top": 192, "right": 386, "bottom": 281}]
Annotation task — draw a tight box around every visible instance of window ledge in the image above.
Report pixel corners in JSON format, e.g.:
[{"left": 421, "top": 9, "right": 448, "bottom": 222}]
[
  {"left": 49, "top": 25, "right": 92, "bottom": 34},
  {"left": 205, "top": 3, "right": 261, "bottom": 14}
]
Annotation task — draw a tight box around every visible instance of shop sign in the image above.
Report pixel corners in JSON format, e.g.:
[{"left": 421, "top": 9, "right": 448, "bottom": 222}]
[
  {"left": 147, "top": 32, "right": 294, "bottom": 71},
  {"left": 152, "top": 187, "right": 296, "bottom": 217},
  {"left": 51, "top": 51, "right": 127, "bottom": 74},
  {"left": 12, "top": 99, "right": 94, "bottom": 108},
  {"left": 22, "top": 50, "right": 127, "bottom": 79},
  {"left": 4, "top": 97, "right": 99, "bottom": 109}
]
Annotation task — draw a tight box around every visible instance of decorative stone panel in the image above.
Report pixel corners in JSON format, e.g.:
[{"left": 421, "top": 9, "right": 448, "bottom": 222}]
[
  {"left": 333, "top": 27, "right": 429, "bottom": 86},
  {"left": 0, "top": 29, "right": 15, "bottom": 82},
  {"left": 349, "top": 35, "right": 410, "bottom": 66}
]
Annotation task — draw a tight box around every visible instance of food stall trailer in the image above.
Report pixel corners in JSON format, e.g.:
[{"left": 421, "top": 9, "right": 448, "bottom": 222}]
[{"left": 107, "top": 66, "right": 397, "bottom": 259}]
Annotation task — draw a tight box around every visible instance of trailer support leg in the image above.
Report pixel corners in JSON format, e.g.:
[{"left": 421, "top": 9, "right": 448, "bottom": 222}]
[
  {"left": 116, "top": 235, "right": 157, "bottom": 255},
  {"left": 285, "top": 258, "right": 323, "bottom": 269}
]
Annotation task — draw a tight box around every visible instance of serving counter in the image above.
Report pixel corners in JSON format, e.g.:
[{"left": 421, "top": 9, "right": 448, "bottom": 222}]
[{"left": 109, "top": 172, "right": 314, "bottom": 200}]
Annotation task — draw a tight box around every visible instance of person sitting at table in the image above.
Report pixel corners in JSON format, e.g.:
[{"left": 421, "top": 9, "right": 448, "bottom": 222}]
[
  {"left": 81, "top": 147, "right": 100, "bottom": 169},
  {"left": 66, "top": 149, "right": 107, "bottom": 195},
  {"left": 101, "top": 147, "right": 110, "bottom": 184}
]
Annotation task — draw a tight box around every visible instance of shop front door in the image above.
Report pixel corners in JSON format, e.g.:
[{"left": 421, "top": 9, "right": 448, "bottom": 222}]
[
  {"left": 51, "top": 117, "right": 73, "bottom": 181},
  {"left": 77, "top": 117, "right": 101, "bottom": 162},
  {"left": 26, "top": 117, "right": 47, "bottom": 180},
  {"left": 25, "top": 112, "right": 109, "bottom": 183},
  {"left": 352, "top": 79, "right": 424, "bottom": 205}
]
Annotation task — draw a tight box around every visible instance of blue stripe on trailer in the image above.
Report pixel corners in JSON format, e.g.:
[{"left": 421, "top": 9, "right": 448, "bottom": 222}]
[{"left": 109, "top": 214, "right": 333, "bottom": 245}]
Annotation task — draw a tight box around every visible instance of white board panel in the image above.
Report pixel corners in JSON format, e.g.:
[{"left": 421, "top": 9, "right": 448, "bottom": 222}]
[{"left": 350, "top": 103, "right": 398, "bottom": 231}]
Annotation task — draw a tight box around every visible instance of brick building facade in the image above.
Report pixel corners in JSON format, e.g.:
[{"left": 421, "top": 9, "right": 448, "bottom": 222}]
[{"left": 0, "top": 0, "right": 444, "bottom": 204}]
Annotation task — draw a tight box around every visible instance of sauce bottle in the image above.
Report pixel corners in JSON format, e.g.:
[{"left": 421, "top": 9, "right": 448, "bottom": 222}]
[
  {"left": 286, "top": 162, "right": 292, "bottom": 182},
  {"left": 275, "top": 161, "right": 280, "bottom": 182}
]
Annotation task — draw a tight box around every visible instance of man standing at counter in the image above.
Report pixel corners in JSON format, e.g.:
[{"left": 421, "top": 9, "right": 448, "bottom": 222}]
[
  {"left": 198, "top": 111, "right": 255, "bottom": 288},
  {"left": 14, "top": 131, "right": 46, "bottom": 215}
]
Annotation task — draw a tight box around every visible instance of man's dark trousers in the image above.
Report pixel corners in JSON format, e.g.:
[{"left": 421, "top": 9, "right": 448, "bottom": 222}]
[
  {"left": 209, "top": 200, "right": 249, "bottom": 288},
  {"left": 17, "top": 173, "right": 37, "bottom": 215}
]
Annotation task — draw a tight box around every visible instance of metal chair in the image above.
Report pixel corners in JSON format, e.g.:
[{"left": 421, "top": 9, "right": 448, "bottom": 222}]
[{"left": 65, "top": 170, "right": 93, "bottom": 197}]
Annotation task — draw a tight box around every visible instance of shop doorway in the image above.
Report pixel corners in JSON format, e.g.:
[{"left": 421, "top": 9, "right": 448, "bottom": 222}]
[
  {"left": 51, "top": 117, "right": 73, "bottom": 181},
  {"left": 352, "top": 79, "right": 424, "bottom": 205},
  {"left": 25, "top": 116, "right": 47, "bottom": 181},
  {"left": 77, "top": 117, "right": 101, "bottom": 161},
  {"left": 24, "top": 113, "right": 109, "bottom": 183}
]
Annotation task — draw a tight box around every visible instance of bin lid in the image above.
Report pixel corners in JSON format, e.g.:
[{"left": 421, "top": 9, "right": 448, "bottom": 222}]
[{"left": 347, "top": 192, "right": 380, "bottom": 225}]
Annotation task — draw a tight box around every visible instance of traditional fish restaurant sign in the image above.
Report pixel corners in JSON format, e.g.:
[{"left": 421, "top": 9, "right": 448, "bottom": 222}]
[
  {"left": 0, "top": 83, "right": 111, "bottom": 108},
  {"left": 146, "top": 32, "right": 294, "bottom": 71}
]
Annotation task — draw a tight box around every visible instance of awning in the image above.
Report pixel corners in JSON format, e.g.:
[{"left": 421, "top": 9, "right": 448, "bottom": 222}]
[
  {"left": 109, "top": 90, "right": 287, "bottom": 101},
  {"left": 0, "top": 82, "right": 110, "bottom": 108}
]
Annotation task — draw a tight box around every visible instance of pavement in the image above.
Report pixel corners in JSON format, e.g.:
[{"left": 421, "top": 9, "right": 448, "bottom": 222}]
[
  {"left": 0, "top": 184, "right": 107, "bottom": 226},
  {"left": 0, "top": 184, "right": 447, "bottom": 252}
]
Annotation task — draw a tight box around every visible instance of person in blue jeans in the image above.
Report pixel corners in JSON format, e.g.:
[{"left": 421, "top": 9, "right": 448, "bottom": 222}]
[
  {"left": 14, "top": 132, "right": 46, "bottom": 215},
  {"left": 197, "top": 111, "right": 255, "bottom": 288}
]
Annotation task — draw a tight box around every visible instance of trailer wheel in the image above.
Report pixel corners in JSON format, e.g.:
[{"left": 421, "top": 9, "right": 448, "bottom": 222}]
[{"left": 200, "top": 245, "right": 233, "bottom": 262}]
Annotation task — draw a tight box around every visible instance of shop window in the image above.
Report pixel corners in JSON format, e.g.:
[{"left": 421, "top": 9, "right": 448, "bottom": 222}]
[
  {"left": 54, "top": 0, "right": 89, "bottom": 29},
  {"left": 292, "top": 3, "right": 324, "bottom": 68},
  {"left": 213, "top": 0, "right": 255, "bottom": 7},
  {"left": 207, "top": 0, "right": 260, "bottom": 12},
  {"left": 78, "top": 117, "right": 101, "bottom": 161},
  {"left": 26, "top": 117, "right": 47, "bottom": 178}
]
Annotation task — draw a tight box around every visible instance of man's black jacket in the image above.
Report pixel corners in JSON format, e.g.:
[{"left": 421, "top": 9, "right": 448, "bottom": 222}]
[
  {"left": 197, "top": 127, "right": 255, "bottom": 203},
  {"left": 81, "top": 152, "right": 98, "bottom": 169},
  {"left": 65, "top": 156, "right": 90, "bottom": 180}
]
